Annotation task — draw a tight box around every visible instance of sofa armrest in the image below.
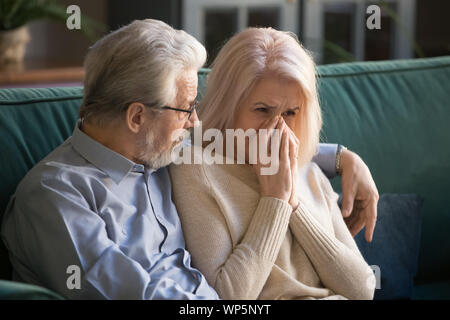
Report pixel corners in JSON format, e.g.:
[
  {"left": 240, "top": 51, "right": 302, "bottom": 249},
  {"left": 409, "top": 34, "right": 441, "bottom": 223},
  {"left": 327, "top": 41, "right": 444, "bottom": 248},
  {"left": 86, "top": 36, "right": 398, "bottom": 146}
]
[{"left": 0, "top": 280, "right": 63, "bottom": 300}]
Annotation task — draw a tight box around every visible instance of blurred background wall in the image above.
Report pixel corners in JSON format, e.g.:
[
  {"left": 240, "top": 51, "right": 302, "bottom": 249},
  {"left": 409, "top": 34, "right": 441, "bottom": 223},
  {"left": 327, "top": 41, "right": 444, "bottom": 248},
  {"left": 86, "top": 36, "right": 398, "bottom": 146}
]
[{"left": 18, "top": 0, "right": 450, "bottom": 68}]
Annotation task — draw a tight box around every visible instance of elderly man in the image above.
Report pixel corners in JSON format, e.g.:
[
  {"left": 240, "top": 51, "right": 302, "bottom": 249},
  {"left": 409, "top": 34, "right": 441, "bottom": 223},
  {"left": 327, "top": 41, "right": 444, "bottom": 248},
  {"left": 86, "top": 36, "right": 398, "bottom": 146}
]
[{"left": 1, "top": 19, "right": 378, "bottom": 299}]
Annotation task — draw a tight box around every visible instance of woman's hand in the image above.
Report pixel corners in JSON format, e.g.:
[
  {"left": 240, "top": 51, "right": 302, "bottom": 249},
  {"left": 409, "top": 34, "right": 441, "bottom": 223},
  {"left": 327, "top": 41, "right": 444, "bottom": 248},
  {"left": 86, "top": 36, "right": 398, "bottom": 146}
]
[{"left": 253, "top": 117, "right": 293, "bottom": 204}]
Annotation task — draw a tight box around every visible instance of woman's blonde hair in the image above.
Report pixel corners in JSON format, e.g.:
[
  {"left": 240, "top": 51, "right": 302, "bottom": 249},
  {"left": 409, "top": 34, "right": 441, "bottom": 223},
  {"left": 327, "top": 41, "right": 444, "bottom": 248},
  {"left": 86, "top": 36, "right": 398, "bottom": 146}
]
[{"left": 198, "top": 27, "right": 322, "bottom": 166}]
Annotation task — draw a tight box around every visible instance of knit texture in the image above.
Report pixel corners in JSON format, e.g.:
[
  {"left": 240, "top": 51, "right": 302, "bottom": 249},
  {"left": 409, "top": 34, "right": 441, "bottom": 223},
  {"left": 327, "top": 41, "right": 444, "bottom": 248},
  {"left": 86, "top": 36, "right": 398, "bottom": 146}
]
[{"left": 169, "top": 157, "right": 375, "bottom": 300}]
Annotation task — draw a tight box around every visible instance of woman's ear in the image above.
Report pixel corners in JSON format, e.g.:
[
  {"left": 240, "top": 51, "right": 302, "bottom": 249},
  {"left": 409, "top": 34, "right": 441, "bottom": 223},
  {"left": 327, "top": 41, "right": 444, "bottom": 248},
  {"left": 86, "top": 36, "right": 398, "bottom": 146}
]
[{"left": 125, "top": 103, "right": 147, "bottom": 133}]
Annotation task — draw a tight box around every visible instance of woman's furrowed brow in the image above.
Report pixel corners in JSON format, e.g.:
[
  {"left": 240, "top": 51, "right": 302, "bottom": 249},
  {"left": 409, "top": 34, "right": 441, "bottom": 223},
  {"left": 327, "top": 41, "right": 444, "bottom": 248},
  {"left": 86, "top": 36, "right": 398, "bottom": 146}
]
[
  {"left": 254, "top": 102, "right": 300, "bottom": 111},
  {"left": 253, "top": 102, "right": 278, "bottom": 109}
]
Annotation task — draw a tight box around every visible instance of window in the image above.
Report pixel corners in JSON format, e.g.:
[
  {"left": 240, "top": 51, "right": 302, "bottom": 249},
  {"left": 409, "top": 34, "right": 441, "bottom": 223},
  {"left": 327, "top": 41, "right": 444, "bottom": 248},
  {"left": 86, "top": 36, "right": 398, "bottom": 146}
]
[
  {"left": 183, "top": 0, "right": 299, "bottom": 65},
  {"left": 303, "top": 0, "right": 416, "bottom": 64}
]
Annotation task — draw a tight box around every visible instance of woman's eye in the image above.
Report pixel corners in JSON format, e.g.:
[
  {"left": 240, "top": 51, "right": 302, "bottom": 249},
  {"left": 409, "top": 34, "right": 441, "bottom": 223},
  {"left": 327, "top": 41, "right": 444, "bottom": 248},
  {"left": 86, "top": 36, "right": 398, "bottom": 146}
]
[
  {"left": 256, "top": 107, "right": 268, "bottom": 113},
  {"left": 282, "top": 111, "right": 296, "bottom": 117}
]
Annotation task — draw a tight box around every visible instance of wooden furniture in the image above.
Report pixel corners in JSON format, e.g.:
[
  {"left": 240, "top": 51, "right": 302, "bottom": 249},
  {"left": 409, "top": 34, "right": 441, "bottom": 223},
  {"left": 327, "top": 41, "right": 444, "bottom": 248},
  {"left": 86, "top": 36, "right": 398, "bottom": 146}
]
[{"left": 0, "top": 66, "right": 84, "bottom": 88}]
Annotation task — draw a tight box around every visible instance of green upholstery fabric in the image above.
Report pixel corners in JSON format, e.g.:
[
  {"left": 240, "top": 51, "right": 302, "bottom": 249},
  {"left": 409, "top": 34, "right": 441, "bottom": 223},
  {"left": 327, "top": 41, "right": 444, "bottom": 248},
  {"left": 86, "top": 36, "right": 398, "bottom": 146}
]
[
  {"left": 0, "top": 87, "right": 83, "bottom": 280},
  {"left": 0, "top": 58, "right": 449, "bottom": 299},
  {"left": 316, "top": 57, "right": 450, "bottom": 284},
  {"left": 197, "top": 68, "right": 209, "bottom": 101},
  {"left": 0, "top": 87, "right": 82, "bottom": 213},
  {"left": 0, "top": 280, "right": 63, "bottom": 300}
]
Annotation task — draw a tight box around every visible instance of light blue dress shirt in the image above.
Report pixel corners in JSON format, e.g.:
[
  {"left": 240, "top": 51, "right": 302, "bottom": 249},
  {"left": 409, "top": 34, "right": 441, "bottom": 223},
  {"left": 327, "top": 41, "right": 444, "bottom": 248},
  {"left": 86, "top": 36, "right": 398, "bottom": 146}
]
[
  {"left": 314, "top": 143, "right": 339, "bottom": 179},
  {"left": 1, "top": 121, "right": 218, "bottom": 300}
]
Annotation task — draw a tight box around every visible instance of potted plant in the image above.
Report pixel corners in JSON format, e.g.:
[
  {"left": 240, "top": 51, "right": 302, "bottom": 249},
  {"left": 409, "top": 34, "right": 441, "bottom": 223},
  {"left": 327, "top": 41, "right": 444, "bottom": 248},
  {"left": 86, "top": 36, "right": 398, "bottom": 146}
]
[{"left": 0, "top": 0, "right": 104, "bottom": 71}]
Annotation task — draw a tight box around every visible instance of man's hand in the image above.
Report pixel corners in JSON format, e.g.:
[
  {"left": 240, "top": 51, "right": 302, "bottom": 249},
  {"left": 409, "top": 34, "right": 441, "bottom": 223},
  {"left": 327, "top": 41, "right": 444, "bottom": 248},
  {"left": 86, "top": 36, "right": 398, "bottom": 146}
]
[{"left": 339, "top": 149, "right": 379, "bottom": 242}]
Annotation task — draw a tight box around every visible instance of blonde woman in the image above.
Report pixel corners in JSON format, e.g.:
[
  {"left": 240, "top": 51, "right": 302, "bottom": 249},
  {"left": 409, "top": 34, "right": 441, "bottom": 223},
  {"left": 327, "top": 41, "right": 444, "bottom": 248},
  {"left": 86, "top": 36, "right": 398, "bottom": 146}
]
[{"left": 169, "top": 28, "right": 376, "bottom": 300}]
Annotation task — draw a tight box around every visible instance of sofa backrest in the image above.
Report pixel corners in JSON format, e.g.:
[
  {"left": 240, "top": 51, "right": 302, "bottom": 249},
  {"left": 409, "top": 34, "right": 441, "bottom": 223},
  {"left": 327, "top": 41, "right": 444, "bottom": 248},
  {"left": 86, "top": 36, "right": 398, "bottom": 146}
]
[
  {"left": 0, "top": 58, "right": 449, "bottom": 284},
  {"left": 316, "top": 56, "right": 450, "bottom": 284}
]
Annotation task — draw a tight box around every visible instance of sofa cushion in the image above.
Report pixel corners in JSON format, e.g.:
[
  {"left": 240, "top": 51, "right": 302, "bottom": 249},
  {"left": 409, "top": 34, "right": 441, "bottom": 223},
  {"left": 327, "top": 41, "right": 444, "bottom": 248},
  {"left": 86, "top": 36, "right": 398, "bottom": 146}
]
[
  {"left": 0, "top": 280, "right": 63, "bottom": 300},
  {"left": 347, "top": 194, "right": 424, "bottom": 299}
]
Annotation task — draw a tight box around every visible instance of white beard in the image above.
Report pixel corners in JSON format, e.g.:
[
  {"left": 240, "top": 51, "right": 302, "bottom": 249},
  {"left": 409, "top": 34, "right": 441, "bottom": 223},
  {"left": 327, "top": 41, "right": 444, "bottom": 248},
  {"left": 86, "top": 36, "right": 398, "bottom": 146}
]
[{"left": 136, "top": 127, "right": 190, "bottom": 170}]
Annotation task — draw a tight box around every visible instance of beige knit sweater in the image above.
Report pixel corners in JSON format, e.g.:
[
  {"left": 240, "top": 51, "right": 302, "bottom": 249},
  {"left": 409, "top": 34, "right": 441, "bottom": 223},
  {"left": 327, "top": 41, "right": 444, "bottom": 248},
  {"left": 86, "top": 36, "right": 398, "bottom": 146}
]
[{"left": 169, "top": 151, "right": 375, "bottom": 300}]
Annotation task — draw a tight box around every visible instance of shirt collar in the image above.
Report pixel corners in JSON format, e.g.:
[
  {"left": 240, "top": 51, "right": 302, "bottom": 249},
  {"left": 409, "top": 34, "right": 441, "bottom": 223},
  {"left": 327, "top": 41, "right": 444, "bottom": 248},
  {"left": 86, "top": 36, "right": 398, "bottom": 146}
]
[{"left": 70, "top": 120, "right": 145, "bottom": 184}]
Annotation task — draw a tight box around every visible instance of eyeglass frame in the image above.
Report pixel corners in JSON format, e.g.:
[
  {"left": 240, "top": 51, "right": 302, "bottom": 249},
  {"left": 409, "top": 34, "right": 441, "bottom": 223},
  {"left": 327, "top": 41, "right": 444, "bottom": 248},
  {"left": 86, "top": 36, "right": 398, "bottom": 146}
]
[{"left": 142, "top": 100, "right": 198, "bottom": 120}]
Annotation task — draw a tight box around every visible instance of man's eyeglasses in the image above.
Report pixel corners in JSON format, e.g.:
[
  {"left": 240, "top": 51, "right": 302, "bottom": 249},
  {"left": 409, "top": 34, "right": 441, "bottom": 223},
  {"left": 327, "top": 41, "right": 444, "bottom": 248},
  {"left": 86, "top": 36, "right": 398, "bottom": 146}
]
[{"left": 143, "top": 100, "right": 198, "bottom": 120}]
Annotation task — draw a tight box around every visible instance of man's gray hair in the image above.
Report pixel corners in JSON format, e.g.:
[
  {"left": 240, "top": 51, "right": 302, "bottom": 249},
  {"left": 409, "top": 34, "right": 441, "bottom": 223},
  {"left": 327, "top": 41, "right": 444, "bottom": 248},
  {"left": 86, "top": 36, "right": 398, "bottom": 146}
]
[{"left": 80, "top": 19, "right": 207, "bottom": 126}]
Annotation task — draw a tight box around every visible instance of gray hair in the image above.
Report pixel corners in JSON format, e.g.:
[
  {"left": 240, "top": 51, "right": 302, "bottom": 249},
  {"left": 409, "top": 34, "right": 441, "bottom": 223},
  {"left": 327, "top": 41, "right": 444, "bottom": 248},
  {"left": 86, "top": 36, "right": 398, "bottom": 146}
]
[{"left": 80, "top": 19, "right": 207, "bottom": 126}]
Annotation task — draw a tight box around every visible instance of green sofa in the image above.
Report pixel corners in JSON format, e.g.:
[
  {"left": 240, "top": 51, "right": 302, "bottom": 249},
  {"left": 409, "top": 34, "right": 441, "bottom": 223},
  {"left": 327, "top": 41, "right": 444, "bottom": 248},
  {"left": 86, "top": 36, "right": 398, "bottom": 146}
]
[{"left": 1, "top": 56, "right": 449, "bottom": 299}]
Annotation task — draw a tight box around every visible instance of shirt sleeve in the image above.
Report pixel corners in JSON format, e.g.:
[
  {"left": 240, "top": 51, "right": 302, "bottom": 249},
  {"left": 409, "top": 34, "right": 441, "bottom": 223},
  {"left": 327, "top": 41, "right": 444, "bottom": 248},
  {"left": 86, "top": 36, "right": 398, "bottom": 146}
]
[
  {"left": 1, "top": 174, "right": 216, "bottom": 300},
  {"left": 311, "top": 143, "right": 338, "bottom": 179}
]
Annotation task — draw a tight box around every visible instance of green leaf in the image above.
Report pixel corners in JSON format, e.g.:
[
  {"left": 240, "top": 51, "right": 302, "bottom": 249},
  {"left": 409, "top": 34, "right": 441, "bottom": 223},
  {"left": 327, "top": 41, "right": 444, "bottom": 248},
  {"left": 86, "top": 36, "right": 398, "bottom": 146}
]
[{"left": 0, "top": 0, "right": 105, "bottom": 41}]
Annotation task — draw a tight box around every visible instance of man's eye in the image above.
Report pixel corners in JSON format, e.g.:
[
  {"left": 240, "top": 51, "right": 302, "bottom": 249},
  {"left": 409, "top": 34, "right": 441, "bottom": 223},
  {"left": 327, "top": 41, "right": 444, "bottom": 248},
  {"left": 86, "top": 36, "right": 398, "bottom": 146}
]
[{"left": 256, "top": 107, "right": 268, "bottom": 113}]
